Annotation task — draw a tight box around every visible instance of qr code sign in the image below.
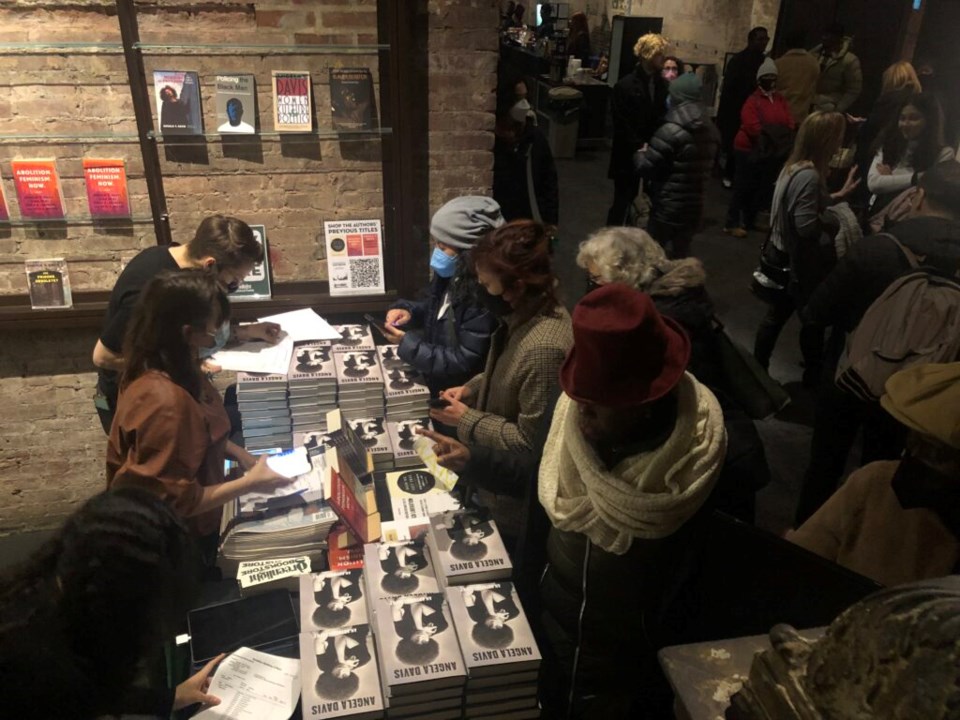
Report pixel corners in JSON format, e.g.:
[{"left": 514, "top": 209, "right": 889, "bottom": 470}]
[{"left": 349, "top": 258, "right": 381, "bottom": 289}]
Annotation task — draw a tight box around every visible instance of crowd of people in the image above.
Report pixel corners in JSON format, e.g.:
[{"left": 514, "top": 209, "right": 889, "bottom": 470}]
[{"left": 1, "top": 19, "right": 959, "bottom": 720}]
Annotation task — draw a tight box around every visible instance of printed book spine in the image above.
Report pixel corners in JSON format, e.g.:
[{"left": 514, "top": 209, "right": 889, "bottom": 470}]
[{"left": 328, "top": 466, "right": 381, "bottom": 543}]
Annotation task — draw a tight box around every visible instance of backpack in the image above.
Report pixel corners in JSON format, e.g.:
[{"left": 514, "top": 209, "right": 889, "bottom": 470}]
[{"left": 835, "top": 235, "right": 960, "bottom": 402}]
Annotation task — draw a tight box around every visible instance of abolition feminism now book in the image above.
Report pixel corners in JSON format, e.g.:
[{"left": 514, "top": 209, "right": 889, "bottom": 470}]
[
  {"left": 25, "top": 258, "right": 72, "bottom": 309},
  {"left": 11, "top": 159, "right": 65, "bottom": 220},
  {"left": 329, "top": 67, "right": 378, "bottom": 131},
  {"left": 0, "top": 173, "right": 8, "bottom": 222},
  {"left": 153, "top": 70, "right": 203, "bottom": 135},
  {"left": 82, "top": 159, "right": 130, "bottom": 218},
  {"left": 272, "top": 70, "right": 313, "bottom": 132},
  {"left": 215, "top": 73, "right": 256, "bottom": 134}
]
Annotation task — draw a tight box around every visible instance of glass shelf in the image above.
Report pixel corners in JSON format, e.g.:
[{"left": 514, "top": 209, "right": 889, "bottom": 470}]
[
  {"left": 1, "top": 216, "right": 156, "bottom": 227},
  {"left": 148, "top": 128, "right": 392, "bottom": 144},
  {"left": 0, "top": 133, "right": 141, "bottom": 145},
  {"left": 0, "top": 42, "right": 124, "bottom": 55},
  {"left": 133, "top": 42, "right": 389, "bottom": 56}
]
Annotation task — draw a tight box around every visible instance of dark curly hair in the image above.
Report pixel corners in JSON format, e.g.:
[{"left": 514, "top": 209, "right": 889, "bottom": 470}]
[
  {"left": 396, "top": 637, "right": 440, "bottom": 665},
  {"left": 316, "top": 670, "right": 360, "bottom": 700},
  {"left": 471, "top": 621, "right": 515, "bottom": 649}
]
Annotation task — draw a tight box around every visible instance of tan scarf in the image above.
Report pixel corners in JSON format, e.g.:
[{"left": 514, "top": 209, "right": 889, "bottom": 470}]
[{"left": 538, "top": 374, "right": 726, "bottom": 555}]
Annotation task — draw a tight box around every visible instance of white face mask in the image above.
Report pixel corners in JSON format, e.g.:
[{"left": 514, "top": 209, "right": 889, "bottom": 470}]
[{"left": 509, "top": 99, "right": 532, "bottom": 124}]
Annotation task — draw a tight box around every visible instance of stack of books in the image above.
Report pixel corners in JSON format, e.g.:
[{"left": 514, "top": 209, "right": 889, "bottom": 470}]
[
  {"left": 236, "top": 371, "right": 292, "bottom": 452},
  {"left": 447, "top": 582, "right": 541, "bottom": 719},
  {"left": 425, "top": 507, "right": 513, "bottom": 588},
  {"left": 378, "top": 345, "right": 430, "bottom": 421},
  {"left": 287, "top": 341, "right": 338, "bottom": 436},
  {"left": 386, "top": 418, "right": 432, "bottom": 469},
  {"left": 332, "top": 323, "right": 376, "bottom": 352},
  {"left": 336, "top": 349, "right": 386, "bottom": 420},
  {"left": 350, "top": 416, "right": 394, "bottom": 471},
  {"left": 299, "top": 572, "right": 384, "bottom": 719}
]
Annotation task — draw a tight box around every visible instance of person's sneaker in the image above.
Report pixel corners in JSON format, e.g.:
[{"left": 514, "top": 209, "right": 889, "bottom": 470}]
[
  {"left": 723, "top": 226, "right": 747, "bottom": 238},
  {"left": 722, "top": 178, "right": 733, "bottom": 189}
]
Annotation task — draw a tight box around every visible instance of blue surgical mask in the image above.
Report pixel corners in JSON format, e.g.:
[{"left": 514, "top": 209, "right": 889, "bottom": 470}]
[
  {"left": 199, "top": 320, "right": 231, "bottom": 359},
  {"left": 430, "top": 247, "right": 458, "bottom": 278}
]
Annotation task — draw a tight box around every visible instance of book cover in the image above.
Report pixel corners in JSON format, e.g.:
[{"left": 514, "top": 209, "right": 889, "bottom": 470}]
[
  {"left": 348, "top": 417, "right": 391, "bottom": 457},
  {"left": 427, "top": 508, "right": 512, "bottom": 583},
  {"left": 333, "top": 350, "right": 383, "bottom": 388},
  {"left": 380, "top": 467, "right": 460, "bottom": 522},
  {"left": 372, "top": 594, "right": 465, "bottom": 691},
  {"left": 288, "top": 342, "right": 336, "bottom": 385},
  {"left": 272, "top": 70, "right": 313, "bottom": 132},
  {"left": 300, "top": 570, "right": 368, "bottom": 631},
  {"left": 330, "top": 67, "right": 378, "bottom": 131},
  {"left": 383, "top": 365, "right": 430, "bottom": 399},
  {"left": 376, "top": 344, "right": 405, "bottom": 371},
  {"left": 446, "top": 582, "right": 541, "bottom": 675},
  {"left": 0, "top": 172, "right": 8, "bottom": 222},
  {"left": 387, "top": 420, "right": 434, "bottom": 467},
  {"left": 82, "top": 158, "right": 130, "bottom": 218},
  {"left": 215, "top": 73, "right": 256, "bottom": 134},
  {"left": 332, "top": 324, "right": 375, "bottom": 350},
  {"left": 328, "top": 466, "right": 380, "bottom": 543},
  {"left": 25, "top": 258, "right": 72, "bottom": 309},
  {"left": 153, "top": 70, "right": 203, "bottom": 135},
  {"left": 230, "top": 225, "right": 272, "bottom": 301},
  {"left": 328, "top": 524, "right": 365, "bottom": 571},
  {"left": 299, "top": 627, "right": 384, "bottom": 719},
  {"left": 11, "top": 159, "right": 66, "bottom": 220},
  {"left": 363, "top": 540, "right": 440, "bottom": 598},
  {"left": 294, "top": 429, "right": 333, "bottom": 458}
]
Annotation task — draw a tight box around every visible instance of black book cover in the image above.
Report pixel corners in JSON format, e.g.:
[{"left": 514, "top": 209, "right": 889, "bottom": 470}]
[{"left": 330, "top": 68, "right": 378, "bottom": 131}]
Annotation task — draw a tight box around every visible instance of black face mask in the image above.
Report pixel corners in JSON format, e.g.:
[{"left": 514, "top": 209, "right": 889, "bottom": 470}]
[
  {"left": 225, "top": 280, "right": 240, "bottom": 294},
  {"left": 759, "top": 78, "right": 777, "bottom": 92},
  {"left": 477, "top": 287, "right": 513, "bottom": 317}
]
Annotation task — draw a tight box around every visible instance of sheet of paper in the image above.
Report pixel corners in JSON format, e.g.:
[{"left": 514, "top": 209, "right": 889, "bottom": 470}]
[
  {"left": 212, "top": 334, "right": 294, "bottom": 375},
  {"left": 192, "top": 646, "right": 300, "bottom": 720},
  {"left": 240, "top": 462, "right": 323, "bottom": 512},
  {"left": 258, "top": 308, "right": 341, "bottom": 342}
]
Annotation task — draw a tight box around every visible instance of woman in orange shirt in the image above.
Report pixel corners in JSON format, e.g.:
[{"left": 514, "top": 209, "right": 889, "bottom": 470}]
[{"left": 106, "top": 269, "right": 290, "bottom": 536}]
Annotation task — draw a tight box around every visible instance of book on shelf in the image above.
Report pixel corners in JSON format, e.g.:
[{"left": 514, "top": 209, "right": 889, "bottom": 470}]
[
  {"left": 25, "top": 258, "right": 72, "bottom": 309},
  {"left": 330, "top": 67, "right": 378, "bottom": 131},
  {"left": 445, "top": 582, "right": 542, "bottom": 677},
  {"left": 371, "top": 593, "right": 466, "bottom": 695},
  {"left": 236, "top": 556, "right": 311, "bottom": 597},
  {"left": 426, "top": 507, "right": 512, "bottom": 586},
  {"left": 272, "top": 70, "right": 313, "bottom": 132},
  {"left": 153, "top": 70, "right": 203, "bottom": 135},
  {"left": 215, "top": 73, "right": 257, "bottom": 134},
  {"left": 10, "top": 159, "right": 66, "bottom": 220},
  {"left": 363, "top": 539, "right": 441, "bottom": 598},
  {"left": 82, "top": 158, "right": 130, "bottom": 218},
  {"left": 300, "top": 569, "right": 368, "bottom": 631},
  {"left": 299, "top": 626, "right": 384, "bottom": 720},
  {"left": 230, "top": 224, "right": 272, "bottom": 301}
]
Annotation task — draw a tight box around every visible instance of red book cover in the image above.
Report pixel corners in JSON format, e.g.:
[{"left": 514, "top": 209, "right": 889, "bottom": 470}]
[
  {"left": 327, "top": 523, "right": 364, "bottom": 571},
  {"left": 83, "top": 158, "right": 130, "bottom": 218},
  {"left": 328, "top": 467, "right": 380, "bottom": 543},
  {"left": 11, "top": 159, "right": 66, "bottom": 220}
]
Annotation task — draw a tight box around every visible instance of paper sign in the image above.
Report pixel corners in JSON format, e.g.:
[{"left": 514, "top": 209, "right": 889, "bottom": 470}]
[{"left": 323, "top": 219, "right": 385, "bottom": 297}]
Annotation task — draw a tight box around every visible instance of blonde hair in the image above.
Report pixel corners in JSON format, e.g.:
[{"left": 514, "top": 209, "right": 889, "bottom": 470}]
[
  {"left": 633, "top": 33, "right": 669, "bottom": 61},
  {"left": 576, "top": 227, "right": 667, "bottom": 289},
  {"left": 881, "top": 61, "right": 922, "bottom": 95},
  {"left": 784, "top": 111, "right": 846, "bottom": 181}
]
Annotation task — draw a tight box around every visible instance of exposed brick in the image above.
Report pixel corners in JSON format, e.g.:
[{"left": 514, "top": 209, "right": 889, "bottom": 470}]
[{"left": 320, "top": 10, "right": 378, "bottom": 29}]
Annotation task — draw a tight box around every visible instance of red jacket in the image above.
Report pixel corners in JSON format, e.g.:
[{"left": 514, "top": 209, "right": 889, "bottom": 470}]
[{"left": 734, "top": 89, "right": 795, "bottom": 153}]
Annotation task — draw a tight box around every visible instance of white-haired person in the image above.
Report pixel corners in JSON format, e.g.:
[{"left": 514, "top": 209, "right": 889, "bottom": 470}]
[{"left": 606, "top": 32, "right": 669, "bottom": 225}]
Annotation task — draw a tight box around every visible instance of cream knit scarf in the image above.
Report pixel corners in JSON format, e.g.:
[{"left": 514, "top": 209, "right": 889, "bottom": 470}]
[{"left": 538, "top": 374, "right": 727, "bottom": 555}]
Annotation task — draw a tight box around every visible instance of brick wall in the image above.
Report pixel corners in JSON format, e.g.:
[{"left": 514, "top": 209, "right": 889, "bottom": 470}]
[{"left": 0, "top": 0, "right": 499, "bottom": 534}]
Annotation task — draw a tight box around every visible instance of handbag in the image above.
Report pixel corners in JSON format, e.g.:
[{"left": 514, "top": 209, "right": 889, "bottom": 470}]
[
  {"left": 712, "top": 317, "right": 791, "bottom": 419},
  {"left": 749, "top": 172, "right": 799, "bottom": 304}
]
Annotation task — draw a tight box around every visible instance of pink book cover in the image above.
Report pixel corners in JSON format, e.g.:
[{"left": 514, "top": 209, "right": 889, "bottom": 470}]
[
  {"left": 11, "top": 159, "right": 66, "bottom": 220},
  {"left": 83, "top": 158, "right": 131, "bottom": 218}
]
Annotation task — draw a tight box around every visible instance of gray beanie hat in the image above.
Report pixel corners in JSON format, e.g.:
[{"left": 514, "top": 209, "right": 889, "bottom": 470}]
[
  {"left": 430, "top": 196, "right": 505, "bottom": 250},
  {"left": 757, "top": 57, "right": 778, "bottom": 79}
]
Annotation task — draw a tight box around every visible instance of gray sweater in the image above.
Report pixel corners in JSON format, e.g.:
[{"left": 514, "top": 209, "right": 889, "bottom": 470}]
[{"left": 770, "top": 165, "right": 827, "bottom": 254}]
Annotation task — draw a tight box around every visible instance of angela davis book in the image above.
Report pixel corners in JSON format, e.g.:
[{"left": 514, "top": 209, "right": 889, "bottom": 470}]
[
  {"left": 330, "top": 67, "right": 378, "bottom": 131},
  {"left": 300, "top": 570, "right": 368, "bottom": 632},
  {"left": 371, "top": 593, "right": 465, "bottom": 694},
  {"left": 332, "top": 324, "right": 376, "bottom": 350},
  {"left": 426, "top": 507, "right": 512, "bottom": 585},
  {"left": 347, "top": 417, "right": 391, "bottom": 459},
  {"left": 288, "top": 342, "right": 336, "bottom": 386},
  {"left": 299, "top": 626, "right": 383, "bottom": 719},
  {"left": 387, "top": 420, "right": 434, "bottom": 468},
  {"left": 334, "top": 349, "right": 384, "bottom": 388},
  {"left": 363, "top": 540, "right": 440, "bottom": 599},
  {"left": 153, "top": 70, "right": 203, "bottom": 135},
  {"left": 25, "top": 258, "right": 72, "bottom": 309},
  {"left": 272, "top": 70, "right": 313, "bottom": 132},
  {"left": 215, "top": 73, "right": 256, "bottom": 134},
  {"left": 446, "top": 582, "right": 541, "bottom": 676}
]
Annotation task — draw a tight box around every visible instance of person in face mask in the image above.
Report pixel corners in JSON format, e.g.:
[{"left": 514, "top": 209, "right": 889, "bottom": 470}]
[
  {"left": 430, "top": 220, "right": 572, "bottom": 540},
  {"left": 383, "top": 197, "right": 502, "bottom": 402},
  {"left": 789, "top": 362, "right": 960, "bottom": 587},
  {"left": 492, "top": 75, "right": 559, "bottom": 225},
  {"left": 91, "top": 215, "right": 280, "bottom": 434},
  {"left": 724, "top": 57, "right": 796, "bottom": 238},
  {"left": 106, "top": 270, "right": 292, "bottom": 540}
]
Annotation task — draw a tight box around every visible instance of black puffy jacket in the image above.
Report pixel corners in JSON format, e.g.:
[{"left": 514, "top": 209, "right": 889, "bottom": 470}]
[
  {"left": 390, "top": 271, "right": 497, "bottom": 396},
  {"left": 635, "top": 101, "right": 720, "bottom": 231}
]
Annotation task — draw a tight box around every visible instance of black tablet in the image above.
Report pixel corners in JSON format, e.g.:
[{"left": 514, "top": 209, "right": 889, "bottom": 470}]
[{"left": 187, "top": 590, "right": 299, "bottom": 665}]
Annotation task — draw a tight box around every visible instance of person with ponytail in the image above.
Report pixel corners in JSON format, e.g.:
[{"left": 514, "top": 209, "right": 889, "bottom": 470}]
[
  {"left": 0, "top": 488, "right": 225, "bottom": 718},
  {"left": 106, "top": 269, "right": 291, "bottom": 538}
]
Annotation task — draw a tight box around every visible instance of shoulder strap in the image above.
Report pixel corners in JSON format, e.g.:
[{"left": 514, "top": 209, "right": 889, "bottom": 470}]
[
  {"left": 763, "top": 170, "right": 801, "bottom": 253},
  {"left": 525, "top": 143, "right": 543, "bottom": 224},
  {"left": 877, "top": 232, "right": 921, "bottom": 270}
]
